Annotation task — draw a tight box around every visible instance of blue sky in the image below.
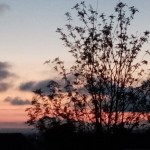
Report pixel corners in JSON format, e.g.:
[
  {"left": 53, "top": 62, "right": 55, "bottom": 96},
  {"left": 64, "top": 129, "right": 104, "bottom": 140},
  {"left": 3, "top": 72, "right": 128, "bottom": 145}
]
[
  {"left": 0, "top": 0, "right": 150, "bottom": 127},
  {"left": 0, "top": 0, "right": 150, "bottom": 67}
]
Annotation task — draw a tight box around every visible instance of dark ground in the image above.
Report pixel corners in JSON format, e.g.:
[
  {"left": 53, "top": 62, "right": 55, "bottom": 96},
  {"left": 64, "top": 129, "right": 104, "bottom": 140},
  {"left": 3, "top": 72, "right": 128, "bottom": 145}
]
[
  {"left": 0, "top": 133, "right": 37, "bottom": 150},
  {"left": 0, "top": 132, "right": 150, "bottom": 150},
  {"left": 42, "top": 130, "right": 150, "bottom": 150}
]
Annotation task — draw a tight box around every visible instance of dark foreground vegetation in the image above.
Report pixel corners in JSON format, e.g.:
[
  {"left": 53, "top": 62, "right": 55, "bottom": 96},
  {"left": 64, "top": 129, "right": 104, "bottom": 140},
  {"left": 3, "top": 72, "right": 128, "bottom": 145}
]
[
  {"left": 24, "top": 1, "right": 150, "bottom": 150},
  {"left": 0, "top": 130, "right": 150, "bottom": 150},
  {"left": 26, "top": 1, "right": 150, "bottom": 135},
  {"left": 42, "top": 131, "right": 150, "bottom": 150}
]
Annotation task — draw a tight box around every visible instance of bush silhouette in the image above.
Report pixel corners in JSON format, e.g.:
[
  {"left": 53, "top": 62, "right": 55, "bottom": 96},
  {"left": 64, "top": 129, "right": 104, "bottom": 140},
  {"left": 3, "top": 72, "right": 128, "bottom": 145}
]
[{"left": 26, "top": 1, "right": 150, "bottom": 135}]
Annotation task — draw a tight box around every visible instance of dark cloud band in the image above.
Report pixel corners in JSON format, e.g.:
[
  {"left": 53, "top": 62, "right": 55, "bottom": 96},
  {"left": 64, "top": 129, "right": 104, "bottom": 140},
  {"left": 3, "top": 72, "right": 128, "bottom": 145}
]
[
  {"left": 0, "top": 61, "right": 17, "bottom": 92},
  {"left": 4, "top": 96, "right": 31, "bottom": 105},
  {"left": 0, "top": 62, "right": 14, "bottom": 80},
  {"left": 19, "top": 80, "right": 50, "bottom": 91}
]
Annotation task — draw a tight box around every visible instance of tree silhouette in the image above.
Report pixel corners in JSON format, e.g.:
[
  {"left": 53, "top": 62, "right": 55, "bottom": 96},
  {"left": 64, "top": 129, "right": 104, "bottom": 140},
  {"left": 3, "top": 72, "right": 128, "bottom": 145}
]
[{"left": 26, "top": 1, "right": 150, "bottom": 134}]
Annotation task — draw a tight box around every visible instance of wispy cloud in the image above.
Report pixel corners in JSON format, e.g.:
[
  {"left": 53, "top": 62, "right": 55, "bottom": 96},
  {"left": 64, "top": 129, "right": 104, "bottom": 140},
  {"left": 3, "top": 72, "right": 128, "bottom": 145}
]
[
  {"left": 0, "top": 62, "right": 15, "bottom": 80},
  {"left": 0, "top": 61, "right": 11, "bottom": 68},
  {"left": 4, "top": 96, "right": 31, "bottom": 105},
  {"left": 0, "top": 3, "right": 10, "bottom": 15},
  {"left": 0, "top": 62, "right": 17, "bottom": 92},
  {"left": 0, "top": 83, "right": 12, "bottom": 92}
]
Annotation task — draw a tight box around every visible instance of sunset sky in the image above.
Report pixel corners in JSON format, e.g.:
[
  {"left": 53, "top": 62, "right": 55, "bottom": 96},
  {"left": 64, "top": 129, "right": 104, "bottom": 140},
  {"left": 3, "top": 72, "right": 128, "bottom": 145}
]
[{"left": 0, "top": 0, "right": 150, "bottom": 129}]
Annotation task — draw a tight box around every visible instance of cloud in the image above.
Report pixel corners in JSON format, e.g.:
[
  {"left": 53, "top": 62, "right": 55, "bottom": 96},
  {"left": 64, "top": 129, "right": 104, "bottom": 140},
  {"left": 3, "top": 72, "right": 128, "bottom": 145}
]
[
  {"left": 0, "top": 69, "right": 12, "bottom": 80},
  {"left": 0, "top": 3, "right": 10, "bottom": 14},
  {"left": 4, "top": 96, "right": 31, "bottom": 105},
  {"left": 0, "top": 62, "right": 17, "bottom": 92},
  {"left": 0, "top": 62, "right": 14, "bottom": 80},
  {"left": 0, "top": 61, "right": 11, "bottom": 68},
  {"left": 19, "top": 80, "right": 49, "bottom": 91},
  {"left": 19, "top": 75, "right": 79, "bottom": 93},
  {"left": 19, "top": 73, "right": 77, "bottom": 92},
  {"left": 19, "top": 78, "right": 72, "bottom": 91},
  {"left": 0, "top": 82, "right": 12, "bottom": 92},
  {"left": 19, "top": 81, "right": 36, "bottom": 91}
]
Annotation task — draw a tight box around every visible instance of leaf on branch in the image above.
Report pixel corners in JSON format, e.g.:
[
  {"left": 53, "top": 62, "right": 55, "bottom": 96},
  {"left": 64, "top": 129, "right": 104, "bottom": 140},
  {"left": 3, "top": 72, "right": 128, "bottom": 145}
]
[
  {"left": 64, "top": 106, "right": 67, "bottom": 113},
  {"left": 68, "top": 92, "right": 72, "bottom": 97},
  {"left": 140, "top": 37, "right": 147, "bottom": 42},
  {"left": 54, "top": 66, "right": 58, "bottom": 71},
  {"left": 71, "top": 3, "right": 79, "bottom": 10},
  {"left": 144, "top": 30, "right": 150, "bottom": 36},
  {"left": 65, "top": 12, "right": 72, "bottom": 20},
  {"left": 33, "top": 89, "right": 43, "bottom": 95},
  {"left": 117, "top": 2, "right": 126, "bottom": 8},
  {"left": 74, "top": 73, "right": 80, "bottom": 77},
  {"left": 141, "top": 60, "right": 148, "bottom": 65},
  {"left": 129, "top": 6, "right": 139, "bottom": 15},
  {"left": 109, "top": 14, "right": 115, "bottom": 19},
  {"left": 66, "top": 24, "right": 72, "bottom": 30},
  {"left": 44, "top": 60, "right": 50, "bottom": 64},
  {"left": 56, "top": 28, "right": 62, "bottom": 32},
  {"left": 71, "top": 97, "right": 77, "bottom": 102},
  {"left": 81, "top": 1, "right": 86, "bottom": 8},
  {"left": 78, "top": 11, "right": 85, "bottom": 18},
  {"left": 99, "top": 13, "right": 105, "bottom": 19},
  {"left": 145, "top": 50, "right": 150, "bottom": 55}
]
